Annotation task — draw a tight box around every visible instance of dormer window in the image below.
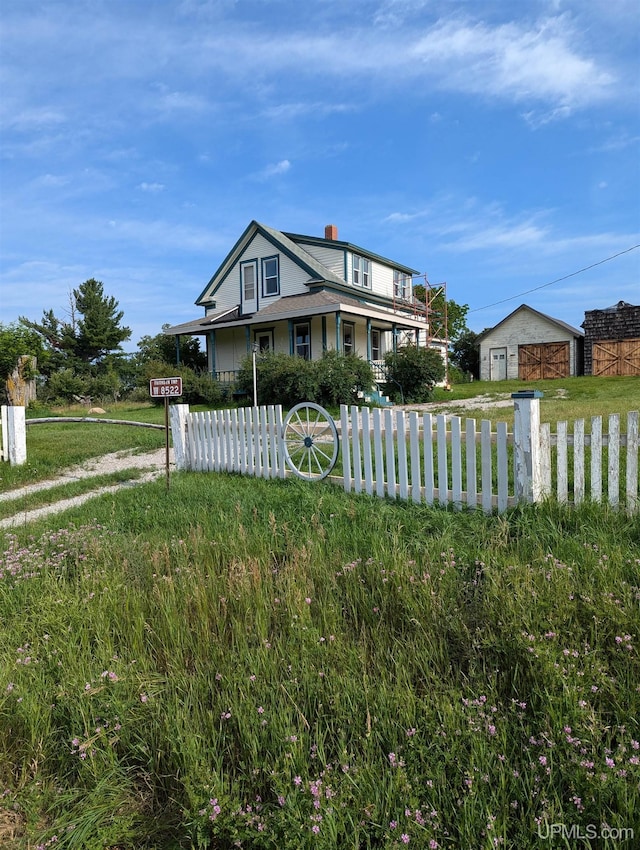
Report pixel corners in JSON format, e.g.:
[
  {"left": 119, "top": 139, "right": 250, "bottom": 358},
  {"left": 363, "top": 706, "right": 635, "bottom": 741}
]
[
  {"left": 262, "top": 256, "right": 280, "bottom": 296},
  {"left": 353, "top": 254, "right": 370, "bottom": 288}
]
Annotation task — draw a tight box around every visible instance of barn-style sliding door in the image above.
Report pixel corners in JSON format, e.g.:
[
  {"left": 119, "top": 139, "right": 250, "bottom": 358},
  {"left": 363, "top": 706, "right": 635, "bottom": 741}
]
[{"left": 518, "top": 342, "right": 570, "bottom": 380}]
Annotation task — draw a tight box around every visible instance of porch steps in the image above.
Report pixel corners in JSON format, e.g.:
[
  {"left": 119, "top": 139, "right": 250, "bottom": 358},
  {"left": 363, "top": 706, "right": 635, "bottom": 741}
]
[{"left": 362, "top": 389, "right": 393, "bottom": 407}]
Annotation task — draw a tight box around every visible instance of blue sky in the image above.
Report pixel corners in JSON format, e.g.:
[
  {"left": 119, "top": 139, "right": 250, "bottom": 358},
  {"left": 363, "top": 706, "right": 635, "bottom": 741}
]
[{"left": 1, "top": 0, "right": 639, "bottom": 351}]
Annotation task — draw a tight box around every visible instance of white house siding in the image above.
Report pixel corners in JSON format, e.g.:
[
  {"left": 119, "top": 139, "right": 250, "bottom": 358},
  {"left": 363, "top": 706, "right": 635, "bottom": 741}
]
[
  {"left": 213, "top": 327, "right": 251, "bottom": 373},
  {"left": 222, "top": 234, "right": 313, "bottom": 311},
  {"left": 480, "top": 311, "right": 578, "bottom": 381},
  {"left": 298, "top": 244, "right": 346, "bottom": 279},
  {"left": 345, "top": 253, "right": 397, "bottom": 300}
]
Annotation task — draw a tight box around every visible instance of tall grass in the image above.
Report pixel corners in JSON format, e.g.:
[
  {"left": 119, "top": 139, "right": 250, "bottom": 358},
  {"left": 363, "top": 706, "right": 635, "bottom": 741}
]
[{"left": 1, "top": 473, "right": 638, "bottom": 848}]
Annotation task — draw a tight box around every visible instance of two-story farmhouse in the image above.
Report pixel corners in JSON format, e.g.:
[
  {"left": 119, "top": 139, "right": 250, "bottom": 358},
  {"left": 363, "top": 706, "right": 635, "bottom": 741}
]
[{"left": 164, "top": 221, "right": 446, "bottom": 385}]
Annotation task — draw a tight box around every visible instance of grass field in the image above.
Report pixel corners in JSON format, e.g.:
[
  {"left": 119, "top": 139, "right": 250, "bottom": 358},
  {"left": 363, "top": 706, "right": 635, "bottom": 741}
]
[{"left": 1, "top": 468, "right": 639, "bottom": 848}]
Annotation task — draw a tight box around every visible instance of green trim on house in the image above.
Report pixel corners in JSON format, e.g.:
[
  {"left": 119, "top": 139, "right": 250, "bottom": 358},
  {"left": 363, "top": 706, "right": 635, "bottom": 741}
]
[{"left": 284, "top": 231, "right": 418, "bottom": 276}]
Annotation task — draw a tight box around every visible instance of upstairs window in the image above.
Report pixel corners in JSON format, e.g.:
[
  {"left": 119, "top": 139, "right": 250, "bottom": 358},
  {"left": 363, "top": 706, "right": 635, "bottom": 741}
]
[
  {"left": 394, "top": 269, "right": 411, "bottom": 300},
  {"left": 262, "top": 256, "right": 280, "bottom": 297},
  {"left": 241, "top": 262, "right": 256, "bottom": 301},
  {"left": 352, "top": 254, "right": 370, "bottom": 288}
]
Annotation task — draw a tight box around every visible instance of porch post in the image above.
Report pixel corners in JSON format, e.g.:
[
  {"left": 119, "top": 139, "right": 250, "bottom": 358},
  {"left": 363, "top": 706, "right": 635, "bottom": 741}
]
[
  {"left": 336, "top": 312, "right": 341, "bottom": 352},
  {"left": 288, "top": 320, "right": 294, "bottom": 355},
  {"left": 392, "top": 323, "right": 398, "bottom": 353},
  {"left": 322, "top": 316, "right": 327, "bottom": 352},
  {"left": 245, "top": 325, "right": 251, "bottom": 352},
  {"left": 512, "top": 390, "right": 544, "bottom": 503},
  {"left": 175, "top": 335, "right": 181, "bottom": 365},
  {"left": 366, "top": 318, "right": 372, "bottom": 362}
]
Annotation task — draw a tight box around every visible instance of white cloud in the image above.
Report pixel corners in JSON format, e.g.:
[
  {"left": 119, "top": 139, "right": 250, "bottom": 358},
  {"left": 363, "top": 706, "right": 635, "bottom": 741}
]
[
  {"left": 257, "top": 160, "right": 292, "bottom": 180},
  {"left": 138, "top": 182, "right": 165, "bottom": 193},
  {"left": 408, "top": 16, "right": 614, "bottom": 110},
  {"left": 262, "top": 102, "right": 357, "bottom": 121}
]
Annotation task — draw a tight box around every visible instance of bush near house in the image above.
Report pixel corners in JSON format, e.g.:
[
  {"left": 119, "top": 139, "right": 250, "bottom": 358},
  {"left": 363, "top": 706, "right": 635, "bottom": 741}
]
[
  {"left": 314, "top": 350, "right": 374, "bottom": 408},
  {"left": 383, "top": 345, "right": 445, "bottom": 403},
  {"left": 137, "top": 360, "right": 223, "bottom": 407},
  {"left": 236, "top": 351, "right": 374, "bottom": 409}
]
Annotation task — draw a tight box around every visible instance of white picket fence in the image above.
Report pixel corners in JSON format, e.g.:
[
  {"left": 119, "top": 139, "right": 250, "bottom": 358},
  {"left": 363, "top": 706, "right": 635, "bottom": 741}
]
[
  {"left": 170, "top": 401, "right": 639, "bottom": 514},
  {"left": 1, "top": 400, "right": 637, "bottom": 513}
]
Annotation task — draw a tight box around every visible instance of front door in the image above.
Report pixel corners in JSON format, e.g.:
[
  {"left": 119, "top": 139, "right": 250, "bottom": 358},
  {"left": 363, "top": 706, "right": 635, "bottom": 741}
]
[{"left": 490, "top": 347, "right": 507, "bottom": 380}]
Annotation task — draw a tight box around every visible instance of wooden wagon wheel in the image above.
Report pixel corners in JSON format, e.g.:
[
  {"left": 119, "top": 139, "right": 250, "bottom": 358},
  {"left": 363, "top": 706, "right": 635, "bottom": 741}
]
[{"left": 282, "top": 402, "right": 339, "bottom": 481}]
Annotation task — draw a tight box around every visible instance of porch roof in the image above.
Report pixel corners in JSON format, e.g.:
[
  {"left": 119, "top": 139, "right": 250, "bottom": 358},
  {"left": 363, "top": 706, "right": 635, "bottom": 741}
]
[{"left": 164, "top": 290, "right": 430, "bottom": 337}]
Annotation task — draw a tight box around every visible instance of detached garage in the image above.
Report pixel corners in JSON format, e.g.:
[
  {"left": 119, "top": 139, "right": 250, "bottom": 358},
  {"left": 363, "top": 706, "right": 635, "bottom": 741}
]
[{"left": 478, "top": 304, "right": 584, "bottom": 382}]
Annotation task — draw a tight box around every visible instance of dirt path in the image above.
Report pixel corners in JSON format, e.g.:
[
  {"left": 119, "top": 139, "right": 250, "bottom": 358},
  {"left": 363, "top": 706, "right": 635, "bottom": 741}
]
[{"left": 0, "top": 448, "right": 173, "bottom": 530}]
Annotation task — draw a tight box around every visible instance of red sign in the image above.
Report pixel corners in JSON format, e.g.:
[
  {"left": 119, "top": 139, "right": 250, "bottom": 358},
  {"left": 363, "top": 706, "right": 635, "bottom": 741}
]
[{"left": 149, "top": 377, "right": 183, "bottom": 398}]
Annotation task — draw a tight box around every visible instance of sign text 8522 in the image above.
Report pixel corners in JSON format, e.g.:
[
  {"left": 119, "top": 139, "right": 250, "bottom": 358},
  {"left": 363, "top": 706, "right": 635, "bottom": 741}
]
[{"left": 149, "top": 377, "right": 183, "bottom": 398}]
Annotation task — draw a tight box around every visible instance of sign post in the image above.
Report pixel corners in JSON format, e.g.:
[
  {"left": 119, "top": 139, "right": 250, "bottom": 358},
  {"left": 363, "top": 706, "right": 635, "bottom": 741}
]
[{"left": 149, "top": 377, "right": 183, "bottom": 489}]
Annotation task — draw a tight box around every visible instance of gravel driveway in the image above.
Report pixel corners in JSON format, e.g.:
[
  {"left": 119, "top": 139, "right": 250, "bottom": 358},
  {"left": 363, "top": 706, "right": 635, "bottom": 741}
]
[{"left": 0, "top": 448, "right": 173, "bottom": 529}]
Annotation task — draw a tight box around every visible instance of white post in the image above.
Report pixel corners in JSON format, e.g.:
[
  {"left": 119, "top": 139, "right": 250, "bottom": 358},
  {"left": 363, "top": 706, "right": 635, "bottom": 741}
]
[
  {"left": 170, "top": 403, "right": 190, "bottom": 470},
  {"left": 512, "top": 391, "right": 543, "bottom": 503},
  {"left": 7, "top": 405, "right": 27, "bottom": 466},
  {"left": 1, "top": 405, "right": 8, "bottom": 462}
]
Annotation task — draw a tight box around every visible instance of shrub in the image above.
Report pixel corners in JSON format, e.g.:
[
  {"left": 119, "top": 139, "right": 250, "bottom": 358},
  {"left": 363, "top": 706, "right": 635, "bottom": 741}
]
[
  {"left": 314, "top": 350, "right": 374, "bottom": 407},
  {"left": 40, "top": 368, "right": 89, "bottom": 404},
  {"left": 236, "top": 351, "right": 374, "bottom": 409},
  {"left": 383, "top": 345, "right": 445, "bottom": 403},
  {"left": 139, "top": 360, "right": 223, "bottom": 407},
  {"left": 236, "top": 352, "right": 318, "bottom": 408}
]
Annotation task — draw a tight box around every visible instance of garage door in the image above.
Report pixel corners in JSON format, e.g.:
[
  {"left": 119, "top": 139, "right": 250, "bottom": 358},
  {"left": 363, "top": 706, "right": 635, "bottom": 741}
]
[
  {"left": 518, "top": 342, "right": 570, "bottom": 380},
  {"left": 592, "top": 339, "right": 640, "bottom": 376}
]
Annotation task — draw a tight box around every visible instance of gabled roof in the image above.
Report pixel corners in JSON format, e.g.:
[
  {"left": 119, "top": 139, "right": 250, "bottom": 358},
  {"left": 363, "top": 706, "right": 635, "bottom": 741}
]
[
  {"left": 196, "top": 220, "right": 420, "bottom": 306},
  {"left": 283, "top": 230, "right": 419, "bottom": 277},
  {"left": 477, "top": 303, "right": 584, "bottom": 342},
  {"left": 196, "top": 220, "right": 347, "bottom": 305}
]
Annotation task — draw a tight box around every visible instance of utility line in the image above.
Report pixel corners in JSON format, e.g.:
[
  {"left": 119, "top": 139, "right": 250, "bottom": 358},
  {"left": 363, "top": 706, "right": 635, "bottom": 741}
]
[{"left": 469, "top": 244, "right": 640, "bottom": 313}]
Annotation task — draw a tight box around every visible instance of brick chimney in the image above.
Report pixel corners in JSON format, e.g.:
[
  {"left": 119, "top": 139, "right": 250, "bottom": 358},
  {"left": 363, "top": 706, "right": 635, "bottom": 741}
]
[{"left": 324, "top": 224, "right": 338, "bottom": 241}]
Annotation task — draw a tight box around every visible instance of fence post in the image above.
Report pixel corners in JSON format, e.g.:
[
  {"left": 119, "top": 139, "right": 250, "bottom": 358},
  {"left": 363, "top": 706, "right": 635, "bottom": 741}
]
[
  {"left": 1, "top": 405, "right": 8, "bottom": 462},
  {"left": 7, "top": 405, "right": 27, "bottom": 466},
  {"left": 512, "top": 390, "right": 543, "bottom": 503},
  {"left": 170, "top": 403, "right": 190, "bottom": 470}
]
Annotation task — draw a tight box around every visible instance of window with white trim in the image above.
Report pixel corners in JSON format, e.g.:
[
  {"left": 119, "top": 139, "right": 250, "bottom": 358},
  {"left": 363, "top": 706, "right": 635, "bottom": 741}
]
[
  {"left": 295, "top": 322, "right": 311, "bottom": 359},
  {"left": 342, "top": 322, "right": 354, "bottom": 355},
  {"left": 371, "top": 328, "right": 381, "bottom": 361},
  {"left": 255, "top": 330, "right": 273, "bottom": 352},
  {"left": 394, "top": 269, "right": 411, "bottom": 300},
  {"left": 352, "top": 254, "right": 370, "bottom": 288},
  {"left": 262, "top": 256, "right": 279, "bottom": 297},
  {"left": 241, "top": 262, "right": 256, "bottom": 301}
]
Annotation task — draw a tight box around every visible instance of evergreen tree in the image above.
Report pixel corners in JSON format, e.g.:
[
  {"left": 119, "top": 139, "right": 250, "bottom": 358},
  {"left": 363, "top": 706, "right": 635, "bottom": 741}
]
[{"left": 21, "top": 279, "right": 131, "bottom": 373}]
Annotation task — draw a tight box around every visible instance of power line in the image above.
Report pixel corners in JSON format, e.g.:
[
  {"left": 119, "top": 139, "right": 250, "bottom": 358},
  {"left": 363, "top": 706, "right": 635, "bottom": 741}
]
[{"left": 469, "top": 244, "right": 640, "bottom": 313}]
